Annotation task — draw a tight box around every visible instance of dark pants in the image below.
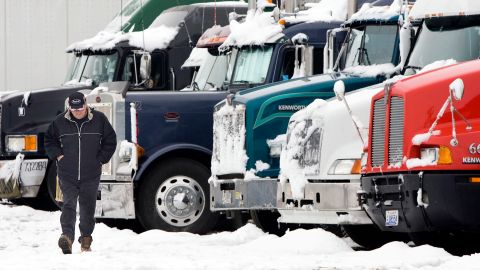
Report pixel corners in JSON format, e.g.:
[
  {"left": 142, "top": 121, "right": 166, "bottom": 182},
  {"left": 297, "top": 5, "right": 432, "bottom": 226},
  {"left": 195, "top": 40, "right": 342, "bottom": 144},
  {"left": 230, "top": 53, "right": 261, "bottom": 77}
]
[{"left": 59, "top": 177, "right": 100, "bottom": 242}]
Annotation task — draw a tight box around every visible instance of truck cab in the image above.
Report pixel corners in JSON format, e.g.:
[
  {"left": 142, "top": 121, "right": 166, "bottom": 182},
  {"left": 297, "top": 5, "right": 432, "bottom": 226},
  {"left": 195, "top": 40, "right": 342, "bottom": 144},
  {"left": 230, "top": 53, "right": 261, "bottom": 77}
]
[
  {"left": 0, "top": 3, "right": 243, "bottom": 208},
  {"left": 278, "top": 0, "right": 480, "bottom": 249},
  {"left": 209, "top": 2, "right": 402, "bottom": 234},
  {"left": 361, "top": 1, "right": 480, "bottom": 251}
]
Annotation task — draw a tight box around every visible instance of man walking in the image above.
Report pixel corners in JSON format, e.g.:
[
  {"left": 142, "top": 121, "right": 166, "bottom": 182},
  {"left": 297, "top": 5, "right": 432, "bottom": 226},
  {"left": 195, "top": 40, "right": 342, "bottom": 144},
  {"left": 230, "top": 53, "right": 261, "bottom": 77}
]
[{"left": 45, "top": 92, "right": 117, "bottom": 254}]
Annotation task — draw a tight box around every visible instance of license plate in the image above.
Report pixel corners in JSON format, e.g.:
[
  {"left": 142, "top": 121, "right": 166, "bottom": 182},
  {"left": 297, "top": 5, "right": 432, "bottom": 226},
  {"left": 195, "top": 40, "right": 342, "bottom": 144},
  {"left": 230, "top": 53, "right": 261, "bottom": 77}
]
[{"left": 385, "top": 210, "right": 399, "bottom": 227}]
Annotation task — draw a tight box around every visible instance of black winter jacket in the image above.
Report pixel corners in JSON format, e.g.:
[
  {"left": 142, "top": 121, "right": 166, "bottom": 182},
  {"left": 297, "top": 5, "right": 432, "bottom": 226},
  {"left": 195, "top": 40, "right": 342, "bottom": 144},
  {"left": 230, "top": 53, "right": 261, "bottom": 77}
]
[{"left": 44, "top": 107, "right": 117, "bottom": 181}]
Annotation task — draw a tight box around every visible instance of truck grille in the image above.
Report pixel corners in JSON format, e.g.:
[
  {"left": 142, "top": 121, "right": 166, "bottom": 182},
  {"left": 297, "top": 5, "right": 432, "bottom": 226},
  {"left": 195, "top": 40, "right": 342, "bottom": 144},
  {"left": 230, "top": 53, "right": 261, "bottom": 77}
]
[
  {"left": 388, "top": 97, "right": 404, "bottom": 165},
  {"left": 289, "top": 119, "right": 322, "bottom": 175},
  {"left": 212, "top": 104, "right": 246, "bottom": 177},
  {"left": 371, "top": 97, "right": 385, "bottom": 167},
  {"left": 89, "top": 103, "right": 113, "bottom": 176}
]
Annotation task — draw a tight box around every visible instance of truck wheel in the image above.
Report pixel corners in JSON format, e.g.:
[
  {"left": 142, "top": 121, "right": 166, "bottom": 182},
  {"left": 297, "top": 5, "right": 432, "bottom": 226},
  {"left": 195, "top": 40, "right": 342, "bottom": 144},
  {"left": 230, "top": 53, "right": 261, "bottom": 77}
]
[
  {"left": 343, "top": 225, "right": 406, "bottom": 250},
  {"left": 137, "top": 158, "right": 219, "bottom": 234}
]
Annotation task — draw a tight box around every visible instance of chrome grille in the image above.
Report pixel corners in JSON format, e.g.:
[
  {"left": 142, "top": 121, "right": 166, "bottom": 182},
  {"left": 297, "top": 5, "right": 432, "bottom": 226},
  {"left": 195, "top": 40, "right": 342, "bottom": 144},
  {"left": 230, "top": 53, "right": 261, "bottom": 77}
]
[
  {"left": 371, "top": 97, "right": 385, "bottom": 167},
  {"left": 298, "top": 119, "right": 322, "bottom": 175},
  {"left": 388, "top": 97, "right": 404, "bottom": 165},
  {"left": 89, "top": 103, "right": 113, "bottom": 176},
  {"left": 212, "top": 104, "right": 246, "bottom": 176}
]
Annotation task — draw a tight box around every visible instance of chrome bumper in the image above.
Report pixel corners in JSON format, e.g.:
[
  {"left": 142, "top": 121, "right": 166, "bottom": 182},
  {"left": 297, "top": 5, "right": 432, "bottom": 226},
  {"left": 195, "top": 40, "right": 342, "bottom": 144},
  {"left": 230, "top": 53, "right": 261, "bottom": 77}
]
[
  {"left": 210, "top": 179, "right": 278, "bottom": 211},
  {"left": 277, "top": 182, "right": 372, "bottom": 225},
  {"left": 95, "top": 182, "right": 135, "bottom": 219},
  {"left": 0, "top": 158, "right": 48, "bottom": 199}
]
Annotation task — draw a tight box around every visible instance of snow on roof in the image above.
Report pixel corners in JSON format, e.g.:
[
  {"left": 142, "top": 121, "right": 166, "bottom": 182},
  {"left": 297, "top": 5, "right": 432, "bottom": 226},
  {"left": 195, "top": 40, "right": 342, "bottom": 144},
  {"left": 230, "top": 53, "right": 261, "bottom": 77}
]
[
  {"left": 66, "top": 25, "right": 179, "bottom": 52},
  {"left": 283, "top": 0, "right": 348, "bottom": 24},
  {"left": 182, "top": 48, "right": 209, "bottom": 68},
  {"left": 347, "top": 0, "right": 401, "bottom": 23},
  {"left": 218, "top": 10, "right": 284, "bottom": 50},
  {"left": 409, "top": 0, "right": 480, "bottom": 20},
  {"left": 342, "top": 63, "right": 397, "bottom": 77}
]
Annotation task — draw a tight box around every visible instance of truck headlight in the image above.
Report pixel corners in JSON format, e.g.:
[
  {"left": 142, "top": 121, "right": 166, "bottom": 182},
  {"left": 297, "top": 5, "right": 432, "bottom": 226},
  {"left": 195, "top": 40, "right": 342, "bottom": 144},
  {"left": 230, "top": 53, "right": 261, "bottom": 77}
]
[
  {"left": 328, "top": 159, "right": 362, "bottom": 175},
  {"left": 420, "top": 146, "right": 452, "bottom": 165},
  {"left": 6, "top": 135, "right": 37, "bottom": 152}
]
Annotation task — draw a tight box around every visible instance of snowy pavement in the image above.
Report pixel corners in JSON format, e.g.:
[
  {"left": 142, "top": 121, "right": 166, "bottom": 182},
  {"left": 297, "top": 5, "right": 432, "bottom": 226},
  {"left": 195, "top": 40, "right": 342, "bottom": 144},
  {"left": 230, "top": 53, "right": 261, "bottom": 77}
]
[{"left": 1, "top": 204, "right": 480, "bottom": 270}]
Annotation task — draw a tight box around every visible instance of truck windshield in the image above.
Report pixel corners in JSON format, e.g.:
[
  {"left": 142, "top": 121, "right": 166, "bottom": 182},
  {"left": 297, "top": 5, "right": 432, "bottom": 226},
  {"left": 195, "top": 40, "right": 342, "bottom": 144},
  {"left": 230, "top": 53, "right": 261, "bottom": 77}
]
[
  {"left": 343, "top": 25, "right": 398, "bottom": 68},
  {"left": 229, "top": 46, "right": 273, "bottom": 85},
  {"left": 65, "top": 52, "right": 119, "bottom": 86},
  {"left": 192, "top": 52, "right": 231, "bottom": 91},
  {"left": 406, "top": 22, "right": 480, "bottom": 71}
]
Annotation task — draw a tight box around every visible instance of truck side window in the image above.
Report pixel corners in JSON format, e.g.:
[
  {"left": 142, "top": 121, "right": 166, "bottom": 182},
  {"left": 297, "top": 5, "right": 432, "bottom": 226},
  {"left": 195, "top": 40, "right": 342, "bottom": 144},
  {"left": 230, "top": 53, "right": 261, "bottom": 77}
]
[{"left": 279, "top": 49, "right": 295, "bottom": 81}]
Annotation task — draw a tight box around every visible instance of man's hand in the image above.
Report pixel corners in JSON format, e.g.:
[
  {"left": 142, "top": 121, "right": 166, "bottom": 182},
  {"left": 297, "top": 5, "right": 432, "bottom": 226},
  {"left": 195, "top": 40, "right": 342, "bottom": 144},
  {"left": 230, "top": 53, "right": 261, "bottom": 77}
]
[{"left": 57, "top": 155, "right": 64, "bottom": 161}]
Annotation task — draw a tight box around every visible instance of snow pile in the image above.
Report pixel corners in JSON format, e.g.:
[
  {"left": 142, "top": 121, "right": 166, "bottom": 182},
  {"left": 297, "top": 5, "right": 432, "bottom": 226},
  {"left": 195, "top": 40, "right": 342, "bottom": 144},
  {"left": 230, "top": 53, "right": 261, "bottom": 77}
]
[
  {"left": 409, "top": 0, "right": 480, "bottom": 20},
  {"left": 279, "top": 99, "right": 327, "bottom": 199},
  {"left": 348, "top": 0, "right": 402, "bottom": 22},
  {"left": 210, "top": 104, "right": 248, "bottom": 179},
  {"left": 1, "top": 204, "right": 477, "bottom": 269},
  {"left": 284, "top": 0, "right": 348, "bottom": 24},
  {"left": 418, "top": 59, "right": 457, "bottom": 74},
  {"left": 412, "top": 130, "right": 441, "bottom": 145},
  {"left": 343, "top": 63, "right": 397, "bottom": 77},
  {"left": 219, "top": 10, "right": 283, "bottom": 51},
  {"left": 67, "top": 25, "right": 179, "bottom": 52}
]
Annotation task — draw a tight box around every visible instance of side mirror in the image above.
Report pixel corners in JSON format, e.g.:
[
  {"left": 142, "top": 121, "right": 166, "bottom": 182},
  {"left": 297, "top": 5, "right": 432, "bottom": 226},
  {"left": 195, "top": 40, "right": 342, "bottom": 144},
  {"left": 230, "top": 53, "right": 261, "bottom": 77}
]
[
  {"left": 140, "top": 53, "right": 151, "bottom": 81},
  {"left": 449, "top": 78, "right": 464, "bottom": 101},
  {"left": 334, "top": 80, "right": 345, "bottom": 101}
]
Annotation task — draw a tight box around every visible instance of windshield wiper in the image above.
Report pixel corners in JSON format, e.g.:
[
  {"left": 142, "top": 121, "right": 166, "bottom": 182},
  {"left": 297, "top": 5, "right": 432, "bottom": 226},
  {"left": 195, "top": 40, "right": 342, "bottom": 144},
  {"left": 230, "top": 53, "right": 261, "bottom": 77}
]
[
  {"left": 233, "top": 80, "right": 253, "bottom": 84},
  {"left": 403, "top": 65, "right": 422, "bottom": 74}
]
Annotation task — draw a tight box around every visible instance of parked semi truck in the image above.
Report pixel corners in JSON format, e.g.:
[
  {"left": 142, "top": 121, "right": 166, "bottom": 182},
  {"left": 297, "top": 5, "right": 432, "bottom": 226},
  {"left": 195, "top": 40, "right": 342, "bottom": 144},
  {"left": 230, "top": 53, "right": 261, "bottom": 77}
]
[
  {"left": 360, "top": 0, "right": 480, "bottom": 252},
  {"left": 84, "top": 1, "right": 355, "bottom": 234},
  {"left": 278, "top": 0, "right": 480, "bottom": 248},
  {"left": 0, "top": 3, "right": 244, "bottom": 209},
  {"left": 210, "top": 0, "right": 402, "bottom": 234}
]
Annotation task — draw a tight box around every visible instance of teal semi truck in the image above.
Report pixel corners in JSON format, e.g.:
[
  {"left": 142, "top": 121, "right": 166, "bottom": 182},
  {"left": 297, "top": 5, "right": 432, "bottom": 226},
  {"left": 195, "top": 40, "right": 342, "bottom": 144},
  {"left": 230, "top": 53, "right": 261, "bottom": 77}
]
[{"left": 210, "top": 3, "right": 403, "bottom": 234}]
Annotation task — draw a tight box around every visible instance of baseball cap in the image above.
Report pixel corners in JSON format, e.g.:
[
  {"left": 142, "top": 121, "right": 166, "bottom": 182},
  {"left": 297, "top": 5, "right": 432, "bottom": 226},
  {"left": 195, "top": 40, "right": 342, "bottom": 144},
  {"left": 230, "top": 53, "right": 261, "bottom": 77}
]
[{"left": 68, "top": 92, "right": 85, "bottom": 109}]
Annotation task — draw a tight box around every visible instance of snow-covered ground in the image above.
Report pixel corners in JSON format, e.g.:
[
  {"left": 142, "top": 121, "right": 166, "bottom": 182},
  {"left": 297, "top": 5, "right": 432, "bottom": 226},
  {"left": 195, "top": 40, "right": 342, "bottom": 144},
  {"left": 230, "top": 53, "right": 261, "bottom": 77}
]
[{"left": 1, "top": 203, "right": 480, "bottom": 270}]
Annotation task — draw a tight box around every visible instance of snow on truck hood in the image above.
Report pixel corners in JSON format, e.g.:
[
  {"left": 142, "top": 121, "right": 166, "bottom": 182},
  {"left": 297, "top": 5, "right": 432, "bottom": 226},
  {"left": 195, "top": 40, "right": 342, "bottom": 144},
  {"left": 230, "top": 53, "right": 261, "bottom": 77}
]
[
  {"left": 409, "top": 0, "right": 480, "bottom": 20},
  {"left": 219, "top": 10, "right": 284, "bottom": 51},
  {"left": 66, "top": 24, "right": 179, "bottom": 52}
]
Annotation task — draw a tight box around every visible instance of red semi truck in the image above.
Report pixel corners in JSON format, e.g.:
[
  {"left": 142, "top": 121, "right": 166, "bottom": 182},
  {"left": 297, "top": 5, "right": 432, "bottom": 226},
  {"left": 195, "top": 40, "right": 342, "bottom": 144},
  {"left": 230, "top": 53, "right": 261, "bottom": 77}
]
[{"left": 360, "top": 59, "right": 480, "bottom": 251}]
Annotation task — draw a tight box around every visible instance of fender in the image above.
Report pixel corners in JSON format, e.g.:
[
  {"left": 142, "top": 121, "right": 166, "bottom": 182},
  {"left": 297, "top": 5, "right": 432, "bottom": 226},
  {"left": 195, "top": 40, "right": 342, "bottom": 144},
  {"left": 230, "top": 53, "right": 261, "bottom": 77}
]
[{"left": 134, "top": 143, "right": 212, "bottom": 181}]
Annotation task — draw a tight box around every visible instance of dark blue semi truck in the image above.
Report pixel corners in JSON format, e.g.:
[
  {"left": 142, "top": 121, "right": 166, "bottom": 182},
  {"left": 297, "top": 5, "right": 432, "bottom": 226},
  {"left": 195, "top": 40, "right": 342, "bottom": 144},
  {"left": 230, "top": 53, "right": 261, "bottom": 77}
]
[{"left": 84, "top": 8, "right": 348, "bottom": 233}]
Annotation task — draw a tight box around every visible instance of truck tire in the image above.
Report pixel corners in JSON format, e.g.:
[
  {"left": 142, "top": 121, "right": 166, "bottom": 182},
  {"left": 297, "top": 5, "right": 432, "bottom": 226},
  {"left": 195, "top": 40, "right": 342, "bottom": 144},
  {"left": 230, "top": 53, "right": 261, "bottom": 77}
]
[
  {"left": 136, "top": 158, "right": 219, "bottom": 234},
  {"left": 343, "top": 225, "right": 405, "bottom": 250}
]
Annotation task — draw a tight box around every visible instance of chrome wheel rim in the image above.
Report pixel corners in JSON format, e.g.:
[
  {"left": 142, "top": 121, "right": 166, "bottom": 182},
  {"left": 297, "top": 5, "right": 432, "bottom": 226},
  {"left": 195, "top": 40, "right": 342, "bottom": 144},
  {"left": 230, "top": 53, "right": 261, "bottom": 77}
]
[{"left": 155, "top": 175, "right": 205, "bottom": 227}]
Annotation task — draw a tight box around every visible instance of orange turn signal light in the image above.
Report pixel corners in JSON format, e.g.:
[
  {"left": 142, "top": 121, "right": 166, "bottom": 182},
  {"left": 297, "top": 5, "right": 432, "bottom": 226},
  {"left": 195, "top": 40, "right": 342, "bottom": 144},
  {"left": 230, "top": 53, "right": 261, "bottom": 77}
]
[
  {"left": 350, "top": 159, "right": 362, "bottom": 174},
  {"left": 278, "top": 18, "right": 286, "bottom": 26},
  {"left": 437, "top": 146, "right": 453, "bottom": 165},
  {"left": 24, "top": 135, "right": 37, "bottom": 151},
  {"left": 470, "top": 177, "right": 480, "bottom": 183}
]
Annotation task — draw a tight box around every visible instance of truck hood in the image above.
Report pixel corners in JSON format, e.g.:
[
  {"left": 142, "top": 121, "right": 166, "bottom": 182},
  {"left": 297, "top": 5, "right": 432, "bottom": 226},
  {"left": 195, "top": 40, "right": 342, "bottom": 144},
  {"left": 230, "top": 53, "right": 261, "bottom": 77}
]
[
  {"left": 231, "top": 72, "right": 382, "bottom": 176},
  {"left": 0, "top": 84, "right": 92, "bottom": 156}
]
